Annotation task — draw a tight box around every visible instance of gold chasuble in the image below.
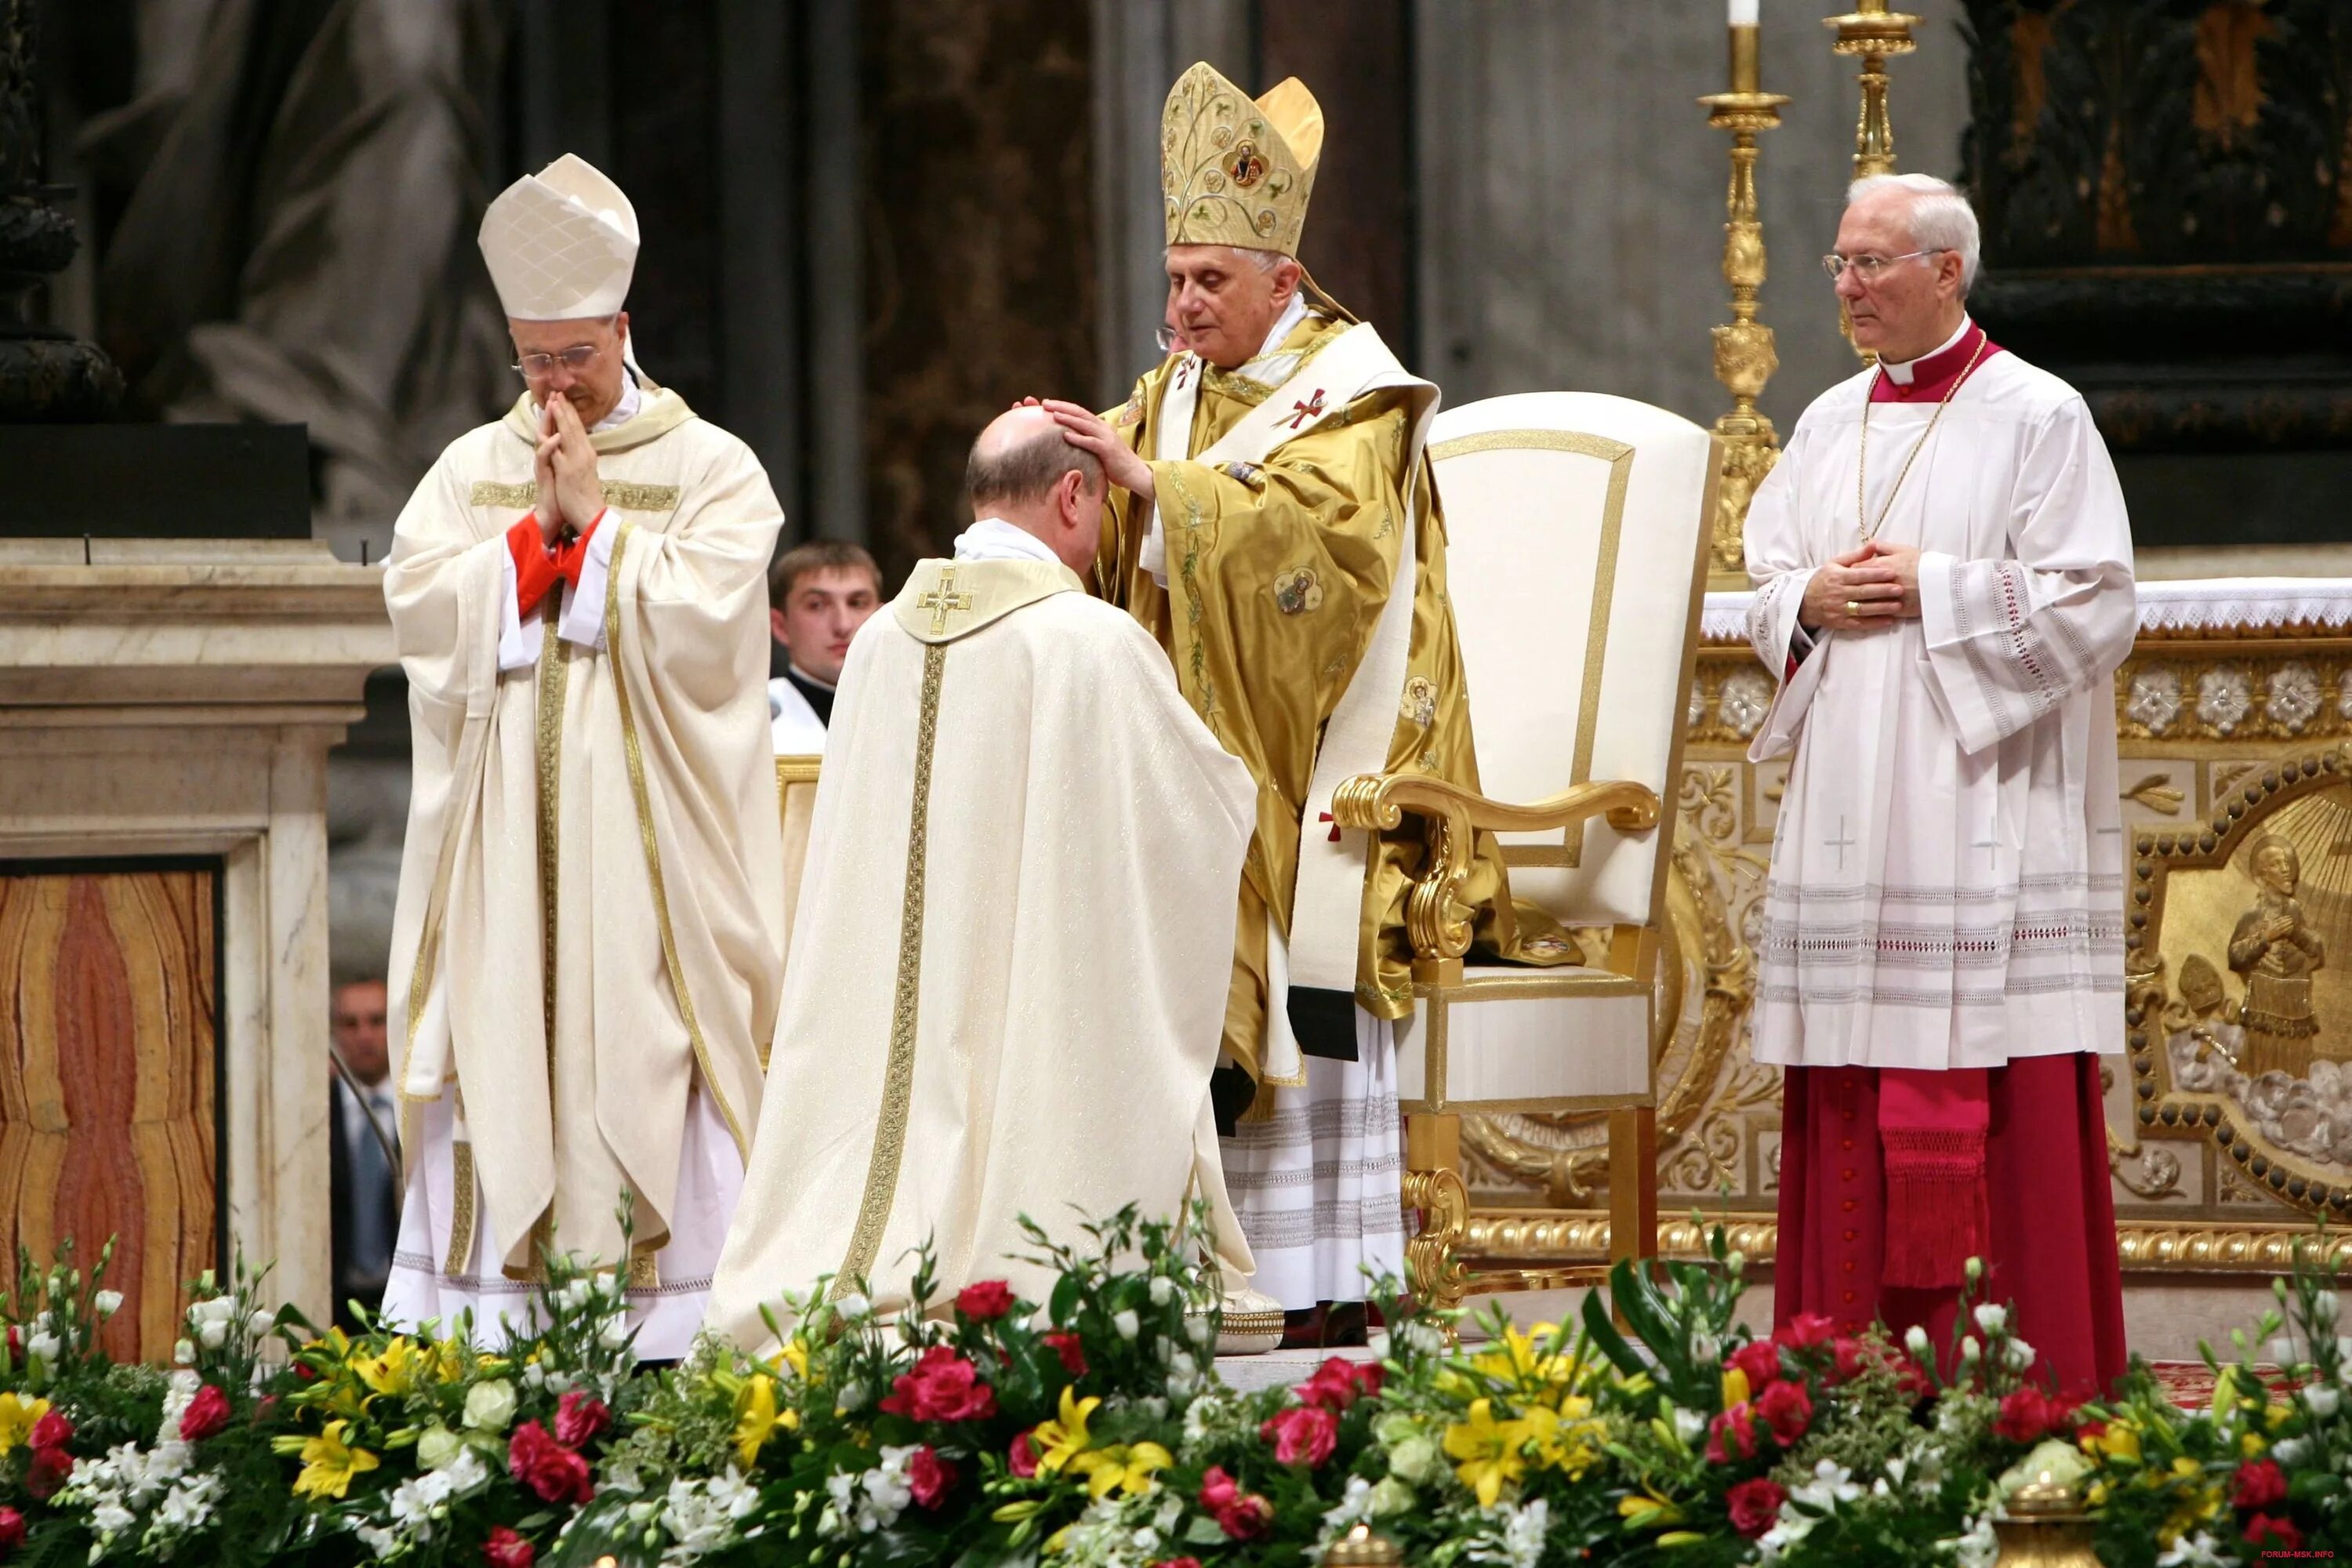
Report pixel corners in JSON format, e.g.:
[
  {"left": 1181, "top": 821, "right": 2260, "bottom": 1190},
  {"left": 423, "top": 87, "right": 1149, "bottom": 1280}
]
[
  {"left": 1100, "top": 317, "right": 1570, "bottom": 1084},
  {"left": 379, "top": 383, "right": 785, "bottom": 1353}
]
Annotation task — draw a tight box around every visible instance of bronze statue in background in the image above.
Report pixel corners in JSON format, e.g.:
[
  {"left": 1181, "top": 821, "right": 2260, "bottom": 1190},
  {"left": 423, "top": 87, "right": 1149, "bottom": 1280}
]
[{"left": 2228, "top": 834, "right": 2325, "bottom": 1076}]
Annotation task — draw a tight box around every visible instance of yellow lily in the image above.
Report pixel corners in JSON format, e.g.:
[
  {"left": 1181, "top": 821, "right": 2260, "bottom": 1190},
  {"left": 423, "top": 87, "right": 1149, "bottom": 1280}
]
[
  {"left": 352, "top": 1338, "right": 422, "bottom": 1399},
  {"left": 1721, "top": 1367, "right": 1752, "bottom": 1410},
  {"left": 0, "top": 1394, "right": 49, "bottom": 1457},
  {"left": 1070, "top": 1442, "right": 1171, "bottom": 1499},
  {"left": 292, "top": 1420, "right": 381, "bottom": 1501},
  {"left": 1443, "top": 1398, "right": 1528, "bottom": 1508},
  {"left": 1032, "top": 1386, "right": 1102, "bottom": 1475},
  {"left": 733, "top": 1374, "right": 797, "bottom": 1469},
  {"left": 1521, "top": 1399, "right": 1603, "bottom": 1479},
  {"left": 779, "top": 1338, "right": 811, "bottom": 1380},
  {"left": 2082, "top": 1419, "right": 2140, "bottom": 1464},
  {"left": 1619, "top": 1490, "right": 1683, "bottom": 1530}
]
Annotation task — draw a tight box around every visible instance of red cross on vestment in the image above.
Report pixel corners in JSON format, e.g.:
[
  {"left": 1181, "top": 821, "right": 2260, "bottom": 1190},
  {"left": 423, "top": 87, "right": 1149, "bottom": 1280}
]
[
  {"left": 1174, "top": 357, "right": 1194, "bottom": 389},
  {"left": 1286, "top": 389, "right": 1327, "bottom": 430}
]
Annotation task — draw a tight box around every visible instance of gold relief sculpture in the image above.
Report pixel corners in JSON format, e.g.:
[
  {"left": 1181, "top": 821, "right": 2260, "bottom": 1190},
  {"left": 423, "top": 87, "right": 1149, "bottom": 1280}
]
[{"left": 2227, "top": 834, "right": 2326, "bottom": 1073}]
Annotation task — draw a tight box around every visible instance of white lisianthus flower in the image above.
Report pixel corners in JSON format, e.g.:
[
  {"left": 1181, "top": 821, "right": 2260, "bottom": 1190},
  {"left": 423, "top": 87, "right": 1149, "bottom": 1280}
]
[
  {"left": 27, "top": 1329, "right": 60, "bottom": 1366},
  {"left": 2271, "top": 1437, "right": 2310, "bottom": 1468},
  {"left": 463, "top": 1378, "right": 518, "bottom": 1432},
  {"left": 172, "top": 1338, "right": 195, "bottom": 1367},
  {"left": 1149, "top": 1276, "right": 1174, "bottom": 1307},
  {"left": 1959, "top": 1334, "right": 1981, "bottom": 1364},
  {"left": 2004, "top": 1337, "right": 2036, "bottom": 1371},
  {"left": 1965, "top": 1257, "right": 1984, "bottom": 1284},
  {"left": 198, "top": 1319, "right": 227, "bottom": 1349},
  {"left": 1369, "top": 1476, "right": 1415, "bottom": 1517},
  {"left": 2315, "top": 1290, "right": 2341, "bottom": 1329},
  {"left": 599, "top": 1317, "right": 631, "bottom": 1349},
  {"left": 1673, "top": 1407, "right": 1706, "bottom": 1444},
  {"left": 2303, "top": 1383, "right": 2341, "bottom": 1418},
  {"left": 1114, "top": 1309, "right": 1140, "bottom": 1341},
  {"left": 1690, "top": 1331, "right": 1721, "bottom": 1364},
  {"left": 1972, "top": 1304, "right": 2006, "bottom": 1335},
  {"left": 417, "top": 1425, "right": 465, "bottom": 1471},
  {"left": 93, "top": 1290, "right": 124, "bottom": 1319},
  {"left": 834, "top": 1292, "right": 871, "bottom": 1321},
  {"left": 1904, "top": 1325, "right": 1932, "bottom": 1359},
  {"left": 249, "top": 1308, "right": 277, "bottom": 1335}
]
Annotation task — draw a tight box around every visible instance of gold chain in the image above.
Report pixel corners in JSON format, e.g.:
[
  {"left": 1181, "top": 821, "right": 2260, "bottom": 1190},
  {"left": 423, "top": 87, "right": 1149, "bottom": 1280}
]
[{"left": 1856, "top": 332, "right": 1990, "bottom": 543}]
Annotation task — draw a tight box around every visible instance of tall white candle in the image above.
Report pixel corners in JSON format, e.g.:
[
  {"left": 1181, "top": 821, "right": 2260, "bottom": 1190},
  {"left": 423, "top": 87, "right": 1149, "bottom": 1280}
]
[{"left": 1729, "top": 0, "right": 1759, "bottom": 24}]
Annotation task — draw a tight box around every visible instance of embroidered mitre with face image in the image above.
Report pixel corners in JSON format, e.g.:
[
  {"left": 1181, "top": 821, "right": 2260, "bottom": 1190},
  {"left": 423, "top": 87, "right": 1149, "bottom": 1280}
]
[{"left": 1160, "top": 61, "right": 1323, "bottom": 257}]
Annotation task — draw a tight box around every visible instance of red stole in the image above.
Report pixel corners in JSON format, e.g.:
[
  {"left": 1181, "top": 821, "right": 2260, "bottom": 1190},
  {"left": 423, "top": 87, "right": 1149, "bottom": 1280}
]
[
  {"left": 1878, "top": 1067, "right": 1991, "bottom": 1287},
  {"left": 1868, "top": 324, "right": 2002, "bottom": 404}
]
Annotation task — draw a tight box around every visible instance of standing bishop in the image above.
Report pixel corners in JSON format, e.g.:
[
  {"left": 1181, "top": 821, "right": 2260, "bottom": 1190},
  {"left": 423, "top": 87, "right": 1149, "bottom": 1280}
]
[
  {"left": 1743, "top": 174, "right": 2134, "bottom": 1392},
  {"left": 380, "top": 154, "right": 786, "bottom": 1355},
  {"left": 1048, "top": 64, "right": 1572, "bottom": 1326},
  {"left": 705, "top": 408, "right": 1259, "bottom": 1340}
]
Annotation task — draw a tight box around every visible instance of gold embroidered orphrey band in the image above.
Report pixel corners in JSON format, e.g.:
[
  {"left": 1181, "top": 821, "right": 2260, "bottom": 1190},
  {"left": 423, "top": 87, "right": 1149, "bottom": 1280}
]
[
  {"left": 831, "top": 641, "right": 952, "bottom": 1300},
  {"left": 470, "top": 480, "right": 683, "bottom": 513}
]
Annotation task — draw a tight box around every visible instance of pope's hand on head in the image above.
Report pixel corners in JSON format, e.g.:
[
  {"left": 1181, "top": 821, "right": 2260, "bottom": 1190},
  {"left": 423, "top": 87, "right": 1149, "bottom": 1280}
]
[
  {"left": 1040, "top": 399, "right": 1154, "bottom": 503},
  {"left": 548, "top": 394, "right": 604, "bottom": 532}
]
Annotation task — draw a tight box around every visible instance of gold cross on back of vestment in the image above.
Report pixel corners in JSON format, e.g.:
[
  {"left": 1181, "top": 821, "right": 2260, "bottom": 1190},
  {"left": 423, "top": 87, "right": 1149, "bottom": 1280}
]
[{"left": 918, "top": 566, "right": 975, "bottom": 634}]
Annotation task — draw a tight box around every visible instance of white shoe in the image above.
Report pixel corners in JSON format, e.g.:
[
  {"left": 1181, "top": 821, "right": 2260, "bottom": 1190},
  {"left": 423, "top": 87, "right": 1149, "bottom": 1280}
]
[{"left": 1213, "top": 1284, "right": 1284, "bottom": 1356}]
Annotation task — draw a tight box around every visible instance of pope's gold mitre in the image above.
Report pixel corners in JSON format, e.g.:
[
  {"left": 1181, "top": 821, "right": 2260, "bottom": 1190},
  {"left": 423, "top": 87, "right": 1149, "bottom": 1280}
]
[{"left": 1161, "top": 62, "right": 1323, "bottom": 257}]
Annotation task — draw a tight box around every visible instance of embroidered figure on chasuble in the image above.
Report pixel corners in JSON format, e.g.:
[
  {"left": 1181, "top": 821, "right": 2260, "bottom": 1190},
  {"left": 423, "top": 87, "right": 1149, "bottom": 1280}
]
[
  {"left": 1048, "top": 61, "right": 1573, "bottom": 1318},
  {"left": 379, "top": 156, "right": 784, "bottom": 1357},
  {"left": 1744, "top": 176, "right": 2133, "bottom": 1393},
  {"left": 705, "top": 421, "right": 1259, "bottom": 1346}
]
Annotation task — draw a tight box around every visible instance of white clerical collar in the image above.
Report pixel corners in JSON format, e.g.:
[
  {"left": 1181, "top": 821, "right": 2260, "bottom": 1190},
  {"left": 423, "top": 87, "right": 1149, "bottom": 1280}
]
[
  {"left": 953, "top": 517, "right": 1061, "bottom": 564},
  {"left": 532, "top": 372, "right": 641, "bottom": 434},
  {"left": 786, "top": 662, "right": 836, "bottom": 693},
  {"left": 1234, "top": 290, "right": 1315, "bottom": 382},
  {"left": 1880, "top": 316, "right": 1973, "bottom": 387}
]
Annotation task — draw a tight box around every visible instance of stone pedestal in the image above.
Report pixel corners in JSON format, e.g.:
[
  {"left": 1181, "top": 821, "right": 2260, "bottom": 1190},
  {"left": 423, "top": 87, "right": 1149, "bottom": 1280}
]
[{"left": 0, "top": 539, "right": 392, "bottom": 1346}]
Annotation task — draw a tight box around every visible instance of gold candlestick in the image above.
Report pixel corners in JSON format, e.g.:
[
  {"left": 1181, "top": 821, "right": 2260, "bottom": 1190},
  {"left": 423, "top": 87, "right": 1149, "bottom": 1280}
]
[
  {"left": 1825, "top": 0, "right": 1918, "bottom": 362},
  {"left": 1699, "top": 24, "right": 1791, "bottom": 584}
]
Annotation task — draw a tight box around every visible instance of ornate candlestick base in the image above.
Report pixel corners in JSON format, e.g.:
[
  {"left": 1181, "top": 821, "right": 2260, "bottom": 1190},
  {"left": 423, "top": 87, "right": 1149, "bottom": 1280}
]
[{"left": 1698, "top": 30, "right": 1789, "bottom": 586}]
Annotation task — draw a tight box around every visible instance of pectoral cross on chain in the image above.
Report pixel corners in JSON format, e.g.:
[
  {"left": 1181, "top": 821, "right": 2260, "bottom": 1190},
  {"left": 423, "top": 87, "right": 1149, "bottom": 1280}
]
[
  {"left": 1285, "top": 389, "right": 1327, "bottom": 430},
  {"left": 917, "top": 566, "right": 975, "bottom": 635},
  {"left": 1824, "top": 815, "right": 1857, "bottom": 870},
  {"left": 1174, "top": 356, "right": 1194, "bottom": 390}
]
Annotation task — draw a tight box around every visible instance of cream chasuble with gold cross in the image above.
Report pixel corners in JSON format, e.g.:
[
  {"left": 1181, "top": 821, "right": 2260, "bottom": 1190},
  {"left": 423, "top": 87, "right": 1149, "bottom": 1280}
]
[
  {"left": 379, "top": 384, "right": 784, "bottom": 1355},
  {"left": 705, "top": 535, "right": 1258, "bottom": 1342}
]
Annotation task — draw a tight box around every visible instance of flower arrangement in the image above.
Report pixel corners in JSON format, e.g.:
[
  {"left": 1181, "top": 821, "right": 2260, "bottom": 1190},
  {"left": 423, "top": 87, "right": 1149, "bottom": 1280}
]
[{"left": 0, "top": 1209, "right": 2341, "bottom": 1566}]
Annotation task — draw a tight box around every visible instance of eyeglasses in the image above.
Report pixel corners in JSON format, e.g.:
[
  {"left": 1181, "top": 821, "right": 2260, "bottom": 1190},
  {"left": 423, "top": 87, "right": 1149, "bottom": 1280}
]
[
  {"left": 511, "top": 344, "right": 603, "bottom": 380},
  {"left": 1155, "top": 325, "right": 1186, "bottom": 354},
  {"left": 1820, "top": 249, "right": 1948, "bottom": 284}
]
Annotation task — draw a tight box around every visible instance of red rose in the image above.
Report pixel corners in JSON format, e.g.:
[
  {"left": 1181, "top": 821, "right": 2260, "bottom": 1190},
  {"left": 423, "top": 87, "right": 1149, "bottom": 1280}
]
[
  {"left": 1994, "top": 1388, "right": 2055, "bottom": 1446},
  {"left": 0, "top": 1506, "right": 24, "bottom": 1553},
  {"left": 1150, "top": 1560, "right": 1204, "bottom": 1568},
  {"left": 1726, "top": 1476, "right": 1787, "bottom": 1538},
  {"left": 909, "top": 1444, "right": 956, "bottom": 1509},
  {"left": 1259, "top": 1404, "right": 1339, "bottom": 1468},
  {"left": 879, "top": 1345, "right": 999, "bottom": 1423},
  {"left": 1757, "top": 1378, "right": 1813, "bottom": 1446},
  {"left": 483, "top": 1525, "right": 535, "bottom": 1568},
  {"left": 1891, "top": 1354, "right": 1935, "bottom": 1402},
  {"left": 508, "top": 1420, "right": 594, "bottom": 1506},
  {"left": 1041, "top": 1332, "right": 1087, "bottom": 1377},
  {"left": 24, "top": 1446, "right": 71, "bottom": 1501},
  {"left": 1774, "top": 1312, "right": 1838, "bottom": 1351},
  {"left": 1706, "top": 1403, "right": 1762, "bottom": 1465},
  {"left": 27, "top": 1412, "right": 71, "bottom": 1451},
  {"left": 2245, "top": 1514, "right": 2303, "bottom": 1552},
  {"left": 956, "top": 1280, "right": 1015, "bottom": 1322},
  {"left": 1296, "top": 1356, "right": 1384, "bottom": 1411},
  {"left": 554, "top": 1392, "right": 610, "bottom": 1449},
  {"left": 179, "top": 1384, "right": 232, "bottom": 1443},
  {"left": 1826, "top": 1338, "right": 1868, "bottom": 1386},
  {"left": 1008, "top": 1430, "right": 1040, "bottom": 1479},
  {"left": 1199, "top": 1467, "right": 1271, "bottom": 1541},
  {"left": 2234, "top": 1457, "right": 2288, "bottom": 1512},
  {"left": 1726, "top": 1338, "right": 1780, "bottom": 1392}
]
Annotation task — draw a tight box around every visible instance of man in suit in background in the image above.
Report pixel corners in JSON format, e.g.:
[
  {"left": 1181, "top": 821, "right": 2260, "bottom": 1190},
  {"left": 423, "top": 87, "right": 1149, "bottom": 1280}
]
[{"left": 329, "top": 975, "right": 400, "bottom": 1329}]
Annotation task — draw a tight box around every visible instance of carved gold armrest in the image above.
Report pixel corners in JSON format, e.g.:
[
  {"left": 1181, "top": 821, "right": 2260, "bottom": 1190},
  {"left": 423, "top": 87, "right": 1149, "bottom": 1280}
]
[{"left": 1330, "top": 774, "right": 1662, "bottom": 981}]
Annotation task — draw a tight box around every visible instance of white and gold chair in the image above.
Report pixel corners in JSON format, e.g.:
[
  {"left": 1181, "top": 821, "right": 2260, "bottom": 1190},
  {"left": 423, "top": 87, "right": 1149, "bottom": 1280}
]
[
  {"left": 776, "top": 755, "right": 822, "bottom": 953},
  {"left": 1332, "top": 392, "right": 1718, "bottom": 1308}
]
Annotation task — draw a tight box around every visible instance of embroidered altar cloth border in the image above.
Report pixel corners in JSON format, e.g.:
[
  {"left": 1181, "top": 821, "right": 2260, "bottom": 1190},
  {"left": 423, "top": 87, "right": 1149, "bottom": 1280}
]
[{"left": 1700, "top": 578, "right": 2352, "bottom": 644}]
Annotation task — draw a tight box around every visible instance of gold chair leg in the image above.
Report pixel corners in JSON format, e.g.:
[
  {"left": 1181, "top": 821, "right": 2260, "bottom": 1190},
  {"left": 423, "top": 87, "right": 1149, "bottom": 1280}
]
[
  {"left": 1403, "top": 1111, "right": 1471, "bottom": 1314},
  {"left": 1607, "top": 1106, "right": 1658, "bottom": 1274}
]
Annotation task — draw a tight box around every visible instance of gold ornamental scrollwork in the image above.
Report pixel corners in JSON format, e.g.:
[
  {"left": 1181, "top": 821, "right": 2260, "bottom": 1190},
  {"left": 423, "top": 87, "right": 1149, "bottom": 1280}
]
[{"left": 2128, "top": 744, "right": 2352, "bottom": 1221}]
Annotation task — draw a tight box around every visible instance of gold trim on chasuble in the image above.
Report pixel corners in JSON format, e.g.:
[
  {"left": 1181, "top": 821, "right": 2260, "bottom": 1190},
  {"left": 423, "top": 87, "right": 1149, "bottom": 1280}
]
[
  {"left": 604, "top": 524, "right": 752, "bottom": 1183},
  {"left": 1423, "top": 428, "right": 1633, "bottom": 871},
  {"left": 470, "top": 480, "right": 682, "bottom": 513},
  {"left": 831, "top": 641, "right": 951, "bottom": 1299}
]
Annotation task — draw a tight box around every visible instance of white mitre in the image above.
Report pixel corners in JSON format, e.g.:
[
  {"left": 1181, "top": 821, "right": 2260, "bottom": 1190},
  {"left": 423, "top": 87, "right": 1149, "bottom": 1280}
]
[{"left": 478, "top": 153, "right": 638, "bottom": 320}]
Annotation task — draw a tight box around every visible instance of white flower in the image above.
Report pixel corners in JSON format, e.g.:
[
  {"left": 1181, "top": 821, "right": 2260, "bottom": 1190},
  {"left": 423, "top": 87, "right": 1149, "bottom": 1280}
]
[
  {"left": 1113, "top": 1309, "right": 1140, "bottom": 1341},
  {"left": 599, "top": 1317, "right": 631, "bottom": 1349},
  {"left": 1959, "top": 1334, "right": 1981, "bottom": 1363},
  {"left": 835, "top": 1381, "right": 869, "bottom": 1413},
  {"left": 90, "top": 1501, "right": 136, "bottom": 1537},
  {"left": 1951, "top": 1511, "right": 1999, "bottom": 1568},
  {"left": 1320, "top": 1475, "right": 1377, "bottom": 1536},
  {"left": 1388, "top": 1435, "right": 1446, "bottom": 1486},
  {"left": 172, "top": 1339, "right": 194, "bottom": 1366},
  {"left": 93, "top": 1290, "right": 123, "bottom": 1319},
  {"left": 1673, "top": 1407, "right": 1706, "bottom": 1444},
  {"left": 248, "top": 1309, "right": 276, "bottom": 1335},
  {"left": 2303, "top": 1383, "right": 2341, "bottom": 1417},
  {"left": 556, "top": 1279, "right": 593, "bottom": 1312},
  {"left": 354, "top": 1523, "right": 401, "bottom": 1559},
  {"left": 1149, "top": 1276, "right": 1174, "bottom": 1307},
  {"left": 416, "top": 1425, "right": 465, "bottom": 1471},
  {"left": 1790, "top": 1460, "right": 1862, "bottom": 1512},
  {"left": 1466, "top": 1497, "right": 1550, "bottom": 1568},
  {"left": 463, "top": 1379, "right": 517, "bottom": 1432},
  {"left": 2004, "top": 1337, "right": 2037, "bottom": 1371},
  {"left": 1187, "top": 1315, "right": 1213, "bottom": 1348},
  {"left": 1904, "top": 1324, "right": 1931, "bottom": 1359},
  {"left": 27, "top": 1329, "right": 60, "bottom": 1366},
  {"left": 1370, "top": 1476, "right": 1415, "bottom": 1517},
  {"left": 2156, "top": 1531, "right": 2231, "bottom": 1568},
  {"left": 1398, "top": 1320, "right": 1446, "bottom": 1356},
  {"left": 1973, "top": 1304, "right": 2007, "bottom": 1335},
  {"left": 2315, "top": 1290, "right": 2340, "bottom": 1329},
  {"left": 2272, "top": 1436, "right": 2310, "bottom": 1468},
  {"left": 833, "top": 1292, "right": 870, "bottom": 1320},
  {"left": 197, "top": 1319, "right": 227, "bottom": 1350},
  {"left": 1690, "top": 1331, "right": 1721, "bottom": 1364}
]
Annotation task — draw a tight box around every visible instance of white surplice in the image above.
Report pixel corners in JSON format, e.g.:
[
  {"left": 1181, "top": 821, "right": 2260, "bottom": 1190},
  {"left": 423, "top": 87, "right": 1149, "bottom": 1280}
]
[
  {"left": 704, "top": 535, "right": 1260, "bottom": 1345},
  {"left": 1743, "top": 328, "right": 2136, "bottom": 1069}
]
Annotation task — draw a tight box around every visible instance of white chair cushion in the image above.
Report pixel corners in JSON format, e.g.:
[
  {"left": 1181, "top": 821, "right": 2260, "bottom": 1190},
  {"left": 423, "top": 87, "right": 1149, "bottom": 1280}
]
[{"left": 1394, "top": 964, "right": 1649, "bottom": 1112}]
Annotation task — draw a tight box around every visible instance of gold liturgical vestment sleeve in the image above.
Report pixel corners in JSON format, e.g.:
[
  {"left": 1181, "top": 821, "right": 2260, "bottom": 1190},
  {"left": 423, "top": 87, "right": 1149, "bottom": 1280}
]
[{"left": 1098, "top": 316, "right": 1569, "bottom": 1083}]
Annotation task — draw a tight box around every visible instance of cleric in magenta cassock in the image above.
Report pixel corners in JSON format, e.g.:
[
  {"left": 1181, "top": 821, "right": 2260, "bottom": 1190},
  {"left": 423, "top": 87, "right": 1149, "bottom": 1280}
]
[
  {"left": 1742, "top": 174, "right": 2136, "bottom": 1394},
  {"left": 379, "top": 155, "right": 784, "bottom": 1356}
]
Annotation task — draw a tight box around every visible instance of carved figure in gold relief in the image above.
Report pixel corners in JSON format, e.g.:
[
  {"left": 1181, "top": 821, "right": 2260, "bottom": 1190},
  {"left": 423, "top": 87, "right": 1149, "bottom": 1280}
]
[
  {"left": 2227, "top": 834, "right": 2325, "bottom": 1076},
  {"left": 2166, "top": 953, "right": 2245, "bottom": 1085}
]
